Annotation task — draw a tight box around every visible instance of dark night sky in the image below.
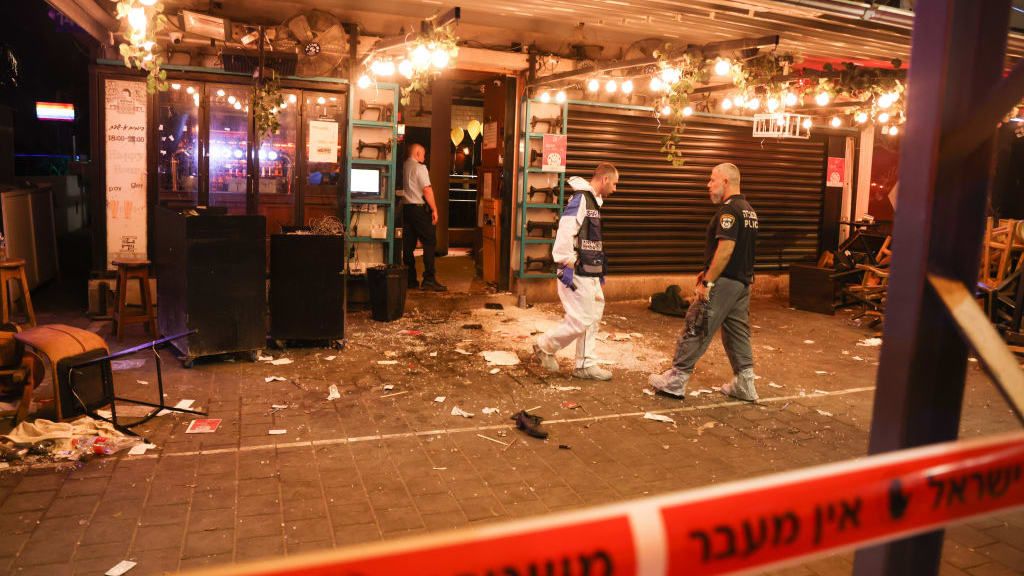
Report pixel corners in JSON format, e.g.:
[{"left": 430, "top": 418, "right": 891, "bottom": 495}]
[{"left": 1, "top": 0, "right": 95, "bottom": 162}]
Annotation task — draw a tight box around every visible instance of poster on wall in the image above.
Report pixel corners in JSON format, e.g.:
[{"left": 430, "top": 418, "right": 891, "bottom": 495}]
[
  {"left": 308, "top": 120, "right": 339, "bottom": 163},
  {"left": 826, "top": 157, "right": 846, "bottom": 188},
  {"left": 541, "top": 134, "right": 567, "bottom": 173},
  {"left": 105, "top": 79, "right": 148, "bottom": 270},
  {"left": 483, "top": 122, "right": 498, "bottom": 150}
]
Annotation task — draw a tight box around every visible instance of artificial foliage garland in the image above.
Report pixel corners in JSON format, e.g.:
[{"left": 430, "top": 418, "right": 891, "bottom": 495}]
[
  {"left": 110, "top": 0, "right": 169, "bottom": 93},
  {"left": 252, "top": 69, "right": 284, "bottom": 141},
  {"left": 398, "top": 22, "right": 459, "bottom": 106}
]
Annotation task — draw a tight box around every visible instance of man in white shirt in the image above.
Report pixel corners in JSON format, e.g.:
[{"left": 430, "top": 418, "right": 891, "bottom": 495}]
[
  {"left": 401, "top": 143, "right": 446, "bottom": 291},
  {"left": 533, "top": 162, "right": 618, "bottom": 380}
]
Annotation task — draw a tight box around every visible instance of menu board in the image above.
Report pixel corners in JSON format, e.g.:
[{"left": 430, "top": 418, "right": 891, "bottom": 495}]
[{"left": 104, "top": 79, "right": 148, "bottom": 269}]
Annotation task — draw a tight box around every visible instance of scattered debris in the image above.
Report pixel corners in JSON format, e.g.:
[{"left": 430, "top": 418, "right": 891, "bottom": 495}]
[
  {"left": 185, "top": 419, "right": 221, "bottom": 434},
  {"left": 814, "top": 371, "right": 830, "bottom": 375},
  {"left": 481, "top": 407, "right": 499, "bottom": 415},
  {"left": 613, "top": 333, "right": 632, "bottom": 341},
  {"left": 384, "top": 351, "right": 399, "bottom": 357},
  {"left": 696, "top": 421, "right": 718, "bottom": 435},
  {"left": 644, "top": 412, "right": 676, "bottom": 424},
  {"left": 383, "top": 384, "right": 395, "bottom": 391},
  {"left": 485, "top": 303, "right": 505, "bottom": 310},
  {"left": 841, "top": 350, "right": 850, "bottom": 355},
  {"left": 265, "top": 376, "right": 286, "bottom": 383},
  {"left": 377, "top": 360, "right": 399, "bottom": 365},
  {"left": 558, "top": 444, "right": 572, "bottom": 450},
  {"left": 688, "top": 389, "right": 714, "bottom": 397},
  {"left": 270, "top": 358, "right": 294, "bottom": 366},
  {"left": 857, "top": 337, "right": 883, "bottom": 347},
  {"left": 434, "top": 396, "right": 446, "bottom": 403},
  {"left": 489, "top": 368, "right": 501, "bottom": 375},
  {"left": 477, "top": 433, "right": 510, "bottom": 447},
  {"left": 326, "top": 385, "right": 341, "bottom": 401},
  {"left": 105, "top": 560, "right": 137, "bottom": 576},
  {"left": 429, "top": 352, "right": 438, "bottom": 357},
  {"left": 560, "top": 401, "right": 580, "bottom": 410},
  {"left": 763, "top": 345, "right": 776, "bottom": 351},
  {"left": 380, "top": 391, "right": 409, "bottom": 399},
  {"left": 158, "top": 399, "right": 195, "bottom": 417},
  {"left": 813, "top": 389, "right": 830, "bottom": 395},
  {"left": 136, "top": 380, "right": 148, "bottom": 386},
  {"left": 481, "top": 350, "right": 520, "bottom": 366},
  {"left": 511, "top": 410, "right": 548, "bottom": 439},
  {"left": 852, "top": 356, "right": 864, "bottom": 361},
  {"left": 399, "top": 330, "right": 424, "bottom": 336},
  {"left": 451, "top": 406, "right": 474, "bottom": 418},
  {"left": 127, "top": 443, "right": 156, "bottom": 456},
  {"left": 268, "top": 429, "right": 288, "bottom": 435},
  {"left": 111, "top": 359, "right": 145, "bottom": 371},
  {"left": 554, "top": 385, "right": 581, "bottom": 392},
  {"left": 816, "top": 409, "right": 833, "bottom": 417},
  {"left": 462, "top": 324, "right": 483, "bottom": 330},
  {"left": 454, "top": 348, "right": 473, "bottom": 355},
  {"left": 803, "top": 340, "right": 815, "bottom": 345},
  {"left": 258, "top": 354, "right": 273, "bottom": 361},
  {"left": 324, "top": 355, "right": 336, "bottom": 361},
  {"left": 768, "top": 382, "right": 783, "bottom": 389},
  {"left": 432, "top": 467, "right": 447, "bottom": 471}
]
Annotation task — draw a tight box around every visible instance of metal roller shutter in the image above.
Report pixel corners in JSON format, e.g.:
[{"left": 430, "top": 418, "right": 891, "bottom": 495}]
[{"left": 566, "top": 102, "right": 827, "bottom": 275}]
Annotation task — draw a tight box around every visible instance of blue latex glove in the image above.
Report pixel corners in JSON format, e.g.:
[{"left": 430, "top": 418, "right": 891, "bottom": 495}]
[
  {"left": 600, "top": 276, "right": 606, "bottom": 286},
  {"left": 557, "top": 266, "right": 576, "bottom": 290}
]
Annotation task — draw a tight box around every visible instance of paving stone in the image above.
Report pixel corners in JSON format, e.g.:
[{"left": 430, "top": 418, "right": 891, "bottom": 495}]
[
  {"left": 0, "top": 490, "right": 56, "bottom": 513},
  {"left": 188, "top": 508, "right": 235, "bottom": 533},
  {"left": 236, "top": 513, "right": 283, "bottom": 540},
  {"left": 132, "top": 523, "right": 186, "bottom": 552},
  {"left": 236, "top": 535, "right": 285, "bottom": 561},
  {"left": 183, "top": 528, "right": 234, "bottom": 558}
]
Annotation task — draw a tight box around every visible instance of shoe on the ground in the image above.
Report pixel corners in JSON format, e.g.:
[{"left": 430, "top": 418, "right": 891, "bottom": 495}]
[
  {"left": 511, "top": 410, "right": 548, "bottom": 439},
  {"left": 648, "top": 369, "right": 689, "bottom": 398},
  {"left": 532, "top": 343, "right": 559, "bottom": 372},
  {"left": 421, "top": 279, "right": 448, "bottom": 292},
  {"left": 721, "top": 368, "right": 759, "bottom": 402},
  {"left": 572, "top": 365, "right": 612, "bottom": 381}
]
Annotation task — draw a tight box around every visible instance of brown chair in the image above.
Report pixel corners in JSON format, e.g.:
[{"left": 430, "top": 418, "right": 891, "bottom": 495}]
[
  {"left": 113, "top": 259, "right": 157, "bottom": 340},
  {"left": 14, "top": 324, "right": 109, "bottom": 420},
  {"left": 0, "top": 323, "right": 45, "bottom": 424},
  {"left": 0, "top": 259, "right": 36, "bottom": 327}
]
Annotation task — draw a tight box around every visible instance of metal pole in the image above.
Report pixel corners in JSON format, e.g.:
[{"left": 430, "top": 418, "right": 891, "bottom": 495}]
[{"left": 853, "top": 1, "right": 1013, "bottom": 574}]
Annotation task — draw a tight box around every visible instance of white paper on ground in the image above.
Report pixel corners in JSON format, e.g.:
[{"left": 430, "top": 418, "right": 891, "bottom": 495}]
[
  {"left": 324, "top": 355, "right": 336, "bottom": 361},
  {"left": 429, "top": 351, "right": 438, "bottom": 357},
  {"left": 768, "top": 382, "right": 783, "bottom": 388},
  {"left": 136, "top": 380, "right": 148, "bottom": 385},
  {"left": 451, "top": 406, "right": 474, "bottom": 418},
  {"left": 697, "top": 421, "right": 718, "bottom": 435},
  {"left": 857, "top": 337, "right": 883, "bottom": 347},
  {"left": 157, "top": 399, "right": 195, "bottom": 417},
  {"left": 326, "top": 385, "right": 341, "bottom": 401},
  {"left": 383, "top": 384, "right": 395, "bottom": 391},
  {"left": 489, "top": 368, "right": 500, "bottom": 374},
  {"left": 268, "top": 429, "right": 288, "bottom": 435},
  {"left": 105, "top": 560, "right": 137, "bottom": 576},
  {"left": 852, "top": 356, "right": 864, "bottom": 361},
  {"left": 111, "top": 359, "right": 145, "bottom": 371},
  {"left": 481, "top": 407, "right": 499, "bottom": 414},
  {"left": 127, "top": 443, "right": 156, "bottom": 456},
  {"left": 270, "top": 358, "right": 294, "bottom": 366},
  {"left": 688, "top": 389, "right": 714, "bottom": 397},
  {"left": 258, "top": 354, "right": 273, "bottom": 361},
  {"left": 813, "top": 389, "right": 830, "bottom": 395},
  {"left": 814, "top": 371, "right": 830, "bottom": 375},
  {"left": 271, "top": 404, "right": 289, "bottom": 409},
  {"left": 265, "top": 376, "right": 286, "bottom": 383},
  {"left": 643, "top": 412, "right": 676, "bottom": 424},
  {"left": 554, "top": 386, "right": 581, "bottom": 391},
  {"left": 377, "top": 360, "right": 399, "bottom": 365},
  {"left": 454, "top": 348, "right": 473, "bottom": 355},
  {"left": 817, "top": 410, "right": 833, "bottom": 417},
  {"left": 803, "top": 340, "right": 815, "bottom": 345},
  {"left": 434, "top": 396, "right": 446, "bottom": 403},
  {"left": 642, "top": 389, "right": 655, "bottom": 396},
  {"left": 480, "top": 350, "right": 520, "bottom": 366}
]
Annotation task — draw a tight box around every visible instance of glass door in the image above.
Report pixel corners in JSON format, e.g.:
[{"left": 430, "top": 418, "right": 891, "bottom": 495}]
[
  {"left": 156, "top": 82, "right": 200, "bottom": 207},
  {"left": 207, "top": 84, "right": 250, "bottom": 214},
  {"left": 301, "top": 92, "right": 345, "bottom": 226},
  {"left": 256, "top": 91, "right": 299, "bottom": 235}
]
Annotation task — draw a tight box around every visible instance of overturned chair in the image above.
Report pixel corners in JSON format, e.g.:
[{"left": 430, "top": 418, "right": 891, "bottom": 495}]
[{"left": 0, "top": 323, "right": 44, "bottom": 424}]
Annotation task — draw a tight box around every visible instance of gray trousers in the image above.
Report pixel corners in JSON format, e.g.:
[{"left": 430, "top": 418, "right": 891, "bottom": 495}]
[{"left": 671, "top": 276, "right": 753, "bottom": 375}]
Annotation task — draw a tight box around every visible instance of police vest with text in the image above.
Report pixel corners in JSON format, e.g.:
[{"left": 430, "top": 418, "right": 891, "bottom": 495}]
[{"left": 570, "top": 190, "right": 606, "bottom": 278}]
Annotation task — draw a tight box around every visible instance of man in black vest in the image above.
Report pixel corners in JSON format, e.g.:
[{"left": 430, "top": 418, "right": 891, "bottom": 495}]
[
  {"left": 649, "top": 162, "right": 759, "bottom": 401},
  {"left": 533, "top": 162, "right": 618, "bottom": 380}
]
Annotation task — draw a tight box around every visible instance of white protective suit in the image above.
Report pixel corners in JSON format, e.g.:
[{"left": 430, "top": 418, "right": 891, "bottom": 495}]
[{"left": 536, "top": 176, "right": 605, "bottom": 369}]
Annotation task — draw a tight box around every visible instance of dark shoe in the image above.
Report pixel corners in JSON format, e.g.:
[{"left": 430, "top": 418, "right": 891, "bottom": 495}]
[
  {"left": 421, "top": 280, "right": 448, "bottom": 292},
  {"left": 511, "top": 410, "right": 548, "bottom": 439}
]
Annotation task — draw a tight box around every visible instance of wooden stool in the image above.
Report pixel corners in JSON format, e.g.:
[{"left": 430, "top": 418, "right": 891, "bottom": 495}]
[
  {"left": 113, "top": 259, "right": 157, "bottom": 340},
  {"left": 0, "top": 259, "right": 36, "bottom": 327}
]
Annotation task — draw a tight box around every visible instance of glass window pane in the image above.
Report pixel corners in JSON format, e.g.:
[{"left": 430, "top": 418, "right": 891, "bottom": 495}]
[
  {"left": 208, "top": 84, "right": 249, "bottom": 214},
  {"left": 156, "top": 83, "right": 199, "bottom": 207},
  {"left": 257, "top": 91, "right": 299, "bottom": 234},
  {"left": 302, "top": 92, "right": 345, "bottom": 225}
]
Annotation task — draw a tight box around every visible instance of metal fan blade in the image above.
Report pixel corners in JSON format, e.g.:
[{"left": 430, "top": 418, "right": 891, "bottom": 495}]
[
  {"left": 287, "top": 14, "right": 313, "bottom": 43},
  {"left": 317, "top": 23, "right": 344, "bottom": 45}
]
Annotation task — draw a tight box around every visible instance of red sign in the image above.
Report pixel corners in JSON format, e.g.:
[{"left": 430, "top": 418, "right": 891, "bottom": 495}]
[
  {"left": 827, "top": 157, "right": 846, "bottom": 187},
  {"left": 541, "top": 134, "right": 567, "bottom": 173}
]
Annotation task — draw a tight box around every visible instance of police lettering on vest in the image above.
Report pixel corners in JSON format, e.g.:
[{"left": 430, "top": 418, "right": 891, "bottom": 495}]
[{"left": 565, "top": 190, "right": 606, "bottom": 277}]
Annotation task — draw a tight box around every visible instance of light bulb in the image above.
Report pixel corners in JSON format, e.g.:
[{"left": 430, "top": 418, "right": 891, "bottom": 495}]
[
  {"left": 660, "top": 105, "right": 672, "bottom": 116},
  {"left": 233, "top": 101, "right": 241, "bottom": 110},
  {"left": 232, "top": 149, "right": 243, "bottom": 159},
  {"left": 660, "top": 67, "right": 680, "bottom": 85},
  {"left": 289, "top": 94, "right": 297, "bottom": 103},
  {"left": 431, "top": 48, "right": 450, "bottom": 69},
  {"left": 878, "top": 112, "right": 890, "bottom": 123},
  {"left": 370, "top": 60, "right": 385, "bottom": 76},
  {"left": 280, "top": 102, "right": 287, "bottom": 109},
  {"left": 784, "top": 92, "right": 798, "bottom": 107},
  {"left": 881, "top": 125, "right": 890, "bottom": 135},
  {"left": 398, "top": 59, "right": 413, "bottom": 79},
  {"left": 830, "top": 116, "right": 842, "bottom": 127},
  {"left": 887, "top": 91, "right": 899, "bottom": 102},
  {"left": 802, "top": 118, "right": 813, "bottom": 129},
  {"left": 127, "top": 7, "right": 147, "bottom": 34},
  {"left": 605, "top": 79, "right": 617, "bottom": 93},
  {"left": 539, "top": 91, "right": 551, "bottom": 103},
  {"left": 555, "top": 90, "right": 566, "bottom": 103},
  {"left": 171, "top": 83, "right": 181, "bottom": 90},
  {"left": 216, "top": 89, "right": 225, "bottom": 97},
  {"left": 889, "top": 125, "right": 899, "bottom": 136},
  {"left": 746, "top": 97, "right": 760, "bottom": 111},
  {"left": 227, "top": 95, "right": 236, "bottom": 104},
  {"left": 721, "top": 98, "right": 733, "bottom": 111},
  {"left": 877, "top": 94, "right": 893, "bottom": 109},
  {"left": 357, "top": 74, "right": 371, "bottom": 89},
  {"left": 649, "top": 77, "right": 663, "bottom": 92},
  {"left": 185, "top": 86, "right": 195, "bottom": 95},
  {"left": 587, "top": 78, "right": 599, "bottom": 92},
  {"left": 766, "top": 98, "right": 779, "bottom": 112},
  {"left": 142, "top": 41, "right": 155, "bottom": 52},
  {"left": 855, "top": 111, "right": 868, "bottom": 124},
  {"left": 733, "top": 95, "right": 746, "bottom": 108},
  {"left": 268, "top": 150, "right": 279, "bottom": 161},
  {"left": 317, "top": 96, "right": 326, "bottom": 105},
  {"left": 138, "top": 0, "right": 157, "bottom": 5},
  {"left": 815, "top": 92, "right": 830, "bottom": 106},
  {"left": 621, "top": 79, "right": 633, "bottom": 94},
  {"left": 412, "top": 44, "right": 431, "bottom": 69},
  {"left": 258, "top": 149, "right": 267, "bottom": 160},
  {"left": 682, "top": 106, "right": 693, "bottom": 116},
  {"left": 714, "top": 58, "right": 731, "bottom": 76}
]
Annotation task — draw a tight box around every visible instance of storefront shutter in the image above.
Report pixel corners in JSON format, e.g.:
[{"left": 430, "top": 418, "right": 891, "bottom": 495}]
[{"left": 566, "top": 103, "right": 827, "bottom": 275}]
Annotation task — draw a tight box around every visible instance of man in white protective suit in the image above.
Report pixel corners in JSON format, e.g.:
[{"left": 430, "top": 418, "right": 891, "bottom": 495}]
[{"left": 532, "top": 162, "right": 619, "bottom": 380}]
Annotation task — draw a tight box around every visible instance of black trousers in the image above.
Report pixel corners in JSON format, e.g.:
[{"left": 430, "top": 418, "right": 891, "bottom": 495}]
[{"left": 402, "top": 203, "right": 437, "bottom": 283}]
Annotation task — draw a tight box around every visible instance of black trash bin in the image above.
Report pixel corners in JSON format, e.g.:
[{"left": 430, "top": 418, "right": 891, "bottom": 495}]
[{"left": 367, "top": 265, "right": 408, "bottom": 322}]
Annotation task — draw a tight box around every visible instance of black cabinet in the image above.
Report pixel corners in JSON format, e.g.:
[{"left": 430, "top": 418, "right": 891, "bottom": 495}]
[
  {"left": 155, "top": 207, "right": 266, "bottom": 366},
  {"left": 269, "top": 234, "right": 345, "bottom": 345}
]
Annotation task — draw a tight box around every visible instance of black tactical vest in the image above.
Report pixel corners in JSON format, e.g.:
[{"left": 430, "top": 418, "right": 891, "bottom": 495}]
[{"left": 573, "top": 190, "right": 606, "bottom": 277}]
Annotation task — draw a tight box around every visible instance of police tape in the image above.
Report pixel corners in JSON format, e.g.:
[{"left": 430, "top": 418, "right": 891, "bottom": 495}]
[{"left": 189, "top": 432, "right": 1024, "bottom": 576}]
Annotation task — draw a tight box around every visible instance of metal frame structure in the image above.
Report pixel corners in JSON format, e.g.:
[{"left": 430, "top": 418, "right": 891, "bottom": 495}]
[
  {"left": 853, "top": 1, "right": 1024, "bottom": 574},
  {"left": 517, "top": 96, "right": 568, "bottom": 279}
]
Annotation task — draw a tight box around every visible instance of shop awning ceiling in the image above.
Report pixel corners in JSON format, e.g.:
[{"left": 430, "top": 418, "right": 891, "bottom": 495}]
[{"left": 148, "top": 0, "right": 1023, "bottom": 67}]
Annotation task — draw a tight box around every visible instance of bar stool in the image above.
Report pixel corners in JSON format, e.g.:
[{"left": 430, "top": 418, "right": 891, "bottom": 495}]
[
  {"left": 113, "top": 259, "right": 157, "bottom": 340},
  {"left": 0, "top": 259, "right": 36, "bottom": 327}
]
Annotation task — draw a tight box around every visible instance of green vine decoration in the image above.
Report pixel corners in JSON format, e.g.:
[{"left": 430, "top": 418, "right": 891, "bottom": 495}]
[
  {"left": 399, "top": 22, "right": 459, "bottom": 106},
  {"left": 110, "top": 0, "right": 168, "bottom": 93},
  {"left": 252, "top": 70, "right": 284, "bottom": 141},
  {"left": 652, "top": 49, "right": 707, "bottom": 166}
]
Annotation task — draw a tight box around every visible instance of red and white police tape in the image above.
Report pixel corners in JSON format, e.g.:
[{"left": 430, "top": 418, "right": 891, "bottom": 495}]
[{"left": 190, "top": 431, "right": 1024, "bottom": 576}]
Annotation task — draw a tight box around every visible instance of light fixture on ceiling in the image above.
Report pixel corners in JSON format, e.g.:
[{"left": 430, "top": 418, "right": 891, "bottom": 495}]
[
  {"left": 621, "top": 79, "right": 633, "bottom": 94},
  {"left": 180, "top": 10, "right": 227, "bottom": 40},
  {"left": 555, "top": 90, "right": 566, "bottom": 103},
  {"left": 587, "top": 78, "right": 599, "bottom": 93},
  {"left": 713, "top": 58, "right": 730, "bottom": 77}
]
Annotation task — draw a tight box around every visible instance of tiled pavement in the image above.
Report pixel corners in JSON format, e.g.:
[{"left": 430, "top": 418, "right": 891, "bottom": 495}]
[{"left": 0, "top": 292, "right": 1020, "bottom": 575}]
